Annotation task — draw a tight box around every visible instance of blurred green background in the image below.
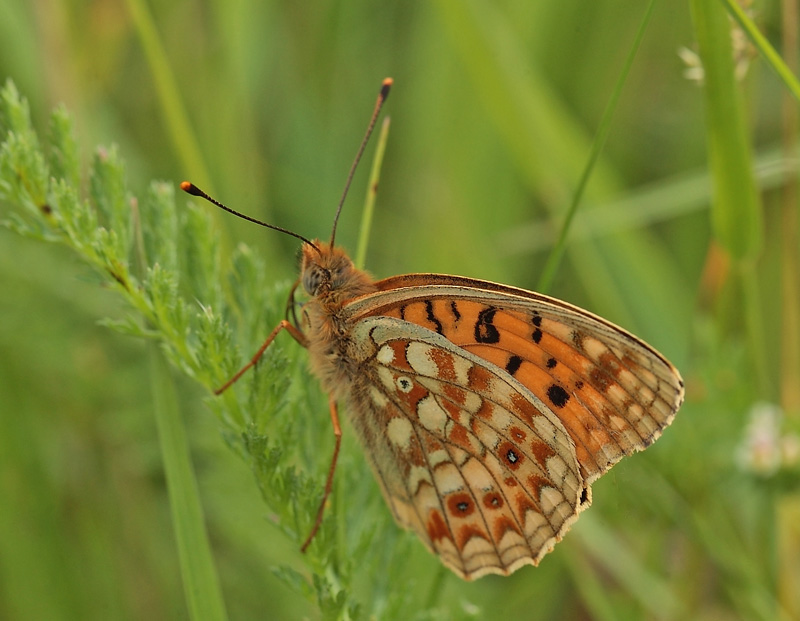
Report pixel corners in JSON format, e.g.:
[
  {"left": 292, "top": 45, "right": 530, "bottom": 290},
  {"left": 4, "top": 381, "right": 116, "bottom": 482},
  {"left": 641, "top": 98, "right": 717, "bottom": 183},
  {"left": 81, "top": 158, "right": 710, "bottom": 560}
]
[{"left": 1, "top": 0, "right": 798, "bottom": 619}]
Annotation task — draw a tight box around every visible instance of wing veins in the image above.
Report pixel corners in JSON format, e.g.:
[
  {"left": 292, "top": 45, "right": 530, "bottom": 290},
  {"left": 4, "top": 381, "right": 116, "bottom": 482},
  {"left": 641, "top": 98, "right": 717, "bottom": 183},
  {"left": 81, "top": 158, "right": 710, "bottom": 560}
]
[
  {"left": 367, "top": 376, "right": 473, "bottom": 572},
  {"left": 427, "top": 391, "right": 531, "bottom": 546},
  {"left": 422, "top": 377, "right": 567, "bottom": 533},
  {"left": 428, "top": 410, "right": 511, "bottom": 567},
  {"left": 461, "top": 340, "right": 624, "bottom": 471},
  {"left": 484, "top": 316, "right": 679, "bottom": 448}
]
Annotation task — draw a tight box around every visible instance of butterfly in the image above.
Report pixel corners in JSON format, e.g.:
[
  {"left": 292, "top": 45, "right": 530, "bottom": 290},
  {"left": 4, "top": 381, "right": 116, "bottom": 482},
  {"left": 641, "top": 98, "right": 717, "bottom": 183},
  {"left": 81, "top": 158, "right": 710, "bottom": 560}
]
[{"left": 182, "top": 78, "right": 684, "bottom": 580}]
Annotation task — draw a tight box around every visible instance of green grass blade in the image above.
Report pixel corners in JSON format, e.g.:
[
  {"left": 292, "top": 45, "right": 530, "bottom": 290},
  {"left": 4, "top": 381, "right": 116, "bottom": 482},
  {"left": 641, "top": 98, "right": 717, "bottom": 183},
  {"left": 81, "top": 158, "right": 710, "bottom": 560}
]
[
  {"left": 149, "top": 345, "right": 228, "bottom": 621},
  {"left": 122, "top": 0, "right": 212, "bottom": 187},
  {"left": 355, "top": 116, "right": 391, "bottom": 270},
  {"left": 572, "top": 515, "right": 685, "bottom": 619},
  {"left": 691, "top": 0, "right": 763, "bottom": 260},
  {"left": 433, "top": 0, "right": 692, "bottom": 345},
  {"left": 721, "top": 0, "right": 800, "bottom": 102},
  {"left": 537, "top": 0, "right": 657, "bottom": 293}
]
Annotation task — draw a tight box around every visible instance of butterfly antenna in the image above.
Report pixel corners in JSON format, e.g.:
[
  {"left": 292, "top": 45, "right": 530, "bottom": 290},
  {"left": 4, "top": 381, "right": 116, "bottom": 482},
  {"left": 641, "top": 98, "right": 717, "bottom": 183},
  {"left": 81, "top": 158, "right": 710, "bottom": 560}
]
[
  {"left": 329, "top": 77, "right": 392, "bottom": 247},
  {"left": 180, "top": 181, "right": 320, "bottom": 252}
]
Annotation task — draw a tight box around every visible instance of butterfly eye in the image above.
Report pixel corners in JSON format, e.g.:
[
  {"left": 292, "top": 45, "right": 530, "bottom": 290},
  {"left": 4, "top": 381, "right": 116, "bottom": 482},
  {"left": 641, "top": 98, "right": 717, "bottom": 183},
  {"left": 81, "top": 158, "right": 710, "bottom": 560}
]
[
  {"left": 302, "top": 267, "right": 328, "bottom": 295},
  {"left": 329, "top": 266, "right": 347, "bottom": 287}
]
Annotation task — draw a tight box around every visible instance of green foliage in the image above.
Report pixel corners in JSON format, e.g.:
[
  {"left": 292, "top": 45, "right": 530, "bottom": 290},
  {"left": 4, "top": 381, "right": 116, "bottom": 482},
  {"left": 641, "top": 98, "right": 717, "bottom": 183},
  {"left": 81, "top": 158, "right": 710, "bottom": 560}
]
[
  {"left": 0, "top": 78, "right": 403, "bottom": 618},
  {"left": 1, "top": 1, "right": 799, "bottom": 620},
  {"left": 691, "top": 0, "right": 762, "bottom": 261}
]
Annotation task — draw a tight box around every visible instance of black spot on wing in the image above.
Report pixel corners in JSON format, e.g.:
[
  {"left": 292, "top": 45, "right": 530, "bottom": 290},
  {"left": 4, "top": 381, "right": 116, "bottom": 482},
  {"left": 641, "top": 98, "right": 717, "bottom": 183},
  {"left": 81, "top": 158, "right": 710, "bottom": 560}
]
[
  {"left": 450, "top": 300, "right": 461, "bottom": 323},
  {"left": 532, "top": 328, "right": 543, "bottom": 343},
  {"left": 475, "top": 307, "right": 500, "bottom": 344},
  {"left": 505, "top": 355, "right": 523, "bottom": 376},
  {"left": 425, "top": 300, "right": 443, "bottom": 335},
  {"left": 546, "top": 357, "right": 557, "bottom": 369},
  {"left": 547, "top": 384, "right": 570, "bottom": 408}
]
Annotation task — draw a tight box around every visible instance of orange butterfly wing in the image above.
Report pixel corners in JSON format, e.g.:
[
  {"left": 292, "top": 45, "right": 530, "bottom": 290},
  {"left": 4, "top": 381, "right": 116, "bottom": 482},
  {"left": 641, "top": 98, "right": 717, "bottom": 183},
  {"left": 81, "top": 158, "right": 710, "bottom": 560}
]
[
  {"left": 338, "top": 274, "right": 683, "bottom": 579},
  {"left": 353, "top": 274, "right": 684, "bottom": 482}
]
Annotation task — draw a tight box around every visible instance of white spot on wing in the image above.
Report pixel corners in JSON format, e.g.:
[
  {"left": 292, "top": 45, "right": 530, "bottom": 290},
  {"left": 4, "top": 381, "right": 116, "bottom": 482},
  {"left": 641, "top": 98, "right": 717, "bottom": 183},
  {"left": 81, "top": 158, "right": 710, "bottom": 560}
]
[
  {"left": 539, "top": 487, "right": 565, "bottom": 516},
  {"left": 448, "top": 445, "right": 470, "bottom": 467},
  {"left": 418, "top": 394, "right": 447, "bottom": 434},
  {"left": 547, "top": 455, "right": 568, "bottom": 482},
  {"left": 461, "top": 458, "right": 494, "bottom": 489},
  {"left": 406, "top": 342, "right": 437, "bottom": 376},
  {"left": 377, "top": 344, "right": 395, "bottom": 365},
  {"left": 377, "top": 366, "right": 395, "bottom": 391},
  {"left": 489, "top": 407, "right": 513, "bottom": 432},
  {"left": 434, "top": 463, "right": 464, "bottom": 494},
  {"left": 582, "top": 335, "right": 608, "bottom": 362},
  {"left": 408, "top": 466, "right": 433, "bottom": 494},
  {"left": 387, "top": 417, "right": 413, "bottom": 450},
  {"left": 428, "top": 449, "right": 449, "bottom": 468},
  {"left": 450, "top": 354, "right": 472, "bottom": 386},
  {"left": 523, "top": 509, "right": 549, "bottom": 538},
  {"left": 462, "top": 533, "right": 493, "bottom": 558},
  {"left": 462, "top": 391, "right": 483, "bottom": 413},
  {"left": 532, "top": 416, "right": 558, "bottom": 446},
  {"left": 474, "top": 424, "right": 499, "bottom": 452},
  {"left": 487, "top": 377, "right": 516, "bottom": 406},
  {"left": 498, "top": 531, "right": 527, "bottom": 563}
]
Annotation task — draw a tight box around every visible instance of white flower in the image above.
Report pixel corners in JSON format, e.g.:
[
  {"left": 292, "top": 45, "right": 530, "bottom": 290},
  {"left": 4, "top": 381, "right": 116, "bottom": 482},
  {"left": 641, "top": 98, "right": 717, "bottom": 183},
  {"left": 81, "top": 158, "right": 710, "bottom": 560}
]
[{"left": 737, "top": 402, "right": 783, "bottom": 476}]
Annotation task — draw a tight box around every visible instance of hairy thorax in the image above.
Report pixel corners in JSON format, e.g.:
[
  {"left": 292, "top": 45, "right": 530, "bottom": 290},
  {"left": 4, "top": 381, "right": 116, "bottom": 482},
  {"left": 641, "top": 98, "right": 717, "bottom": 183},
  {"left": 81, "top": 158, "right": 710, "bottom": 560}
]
[{"left": 298, "top": 241, "right": 377, "bottom": 401}]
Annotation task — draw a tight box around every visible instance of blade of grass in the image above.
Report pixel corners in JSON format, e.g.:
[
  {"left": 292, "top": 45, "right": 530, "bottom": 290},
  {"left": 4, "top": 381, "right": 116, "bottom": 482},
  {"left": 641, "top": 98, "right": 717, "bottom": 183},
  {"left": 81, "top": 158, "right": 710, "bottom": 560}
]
[
  {"left": 563, "top": 550, "right": 621, "bottom": 621},
  {"left": 721, "top": 0, "right": 800, "bottom": 102},
  {"left": 778, "top": 2, "right": 800, "bottom": 609},
  {"left": 690, "top": 0, "right": 763, "bottom": 261},
  {"left": 573, "top": 514, "right": 684, "bottom": 618},
  {"left": 691, "top": 0, "right": 768, "bottom": 396},
  {"left": 123, "top": 0, "right": 212, "bottom": 188},
  {"left": 536, "top": 0, "right": 656, "bottom": 293},
  {"left": 149, "top": 344, "right": 228, "bottom": 621},
  {"left": 434, "top": 0, "right": 692, "bottom": 343},
  {"left": 779, "top": 0, "right": 800, "bottom": 409},
  {"left": 355, "top": 115, "right": 391, "bottom": 270},
  {"left": 498, "top": 148, "right": 800, "bottom": 255}
]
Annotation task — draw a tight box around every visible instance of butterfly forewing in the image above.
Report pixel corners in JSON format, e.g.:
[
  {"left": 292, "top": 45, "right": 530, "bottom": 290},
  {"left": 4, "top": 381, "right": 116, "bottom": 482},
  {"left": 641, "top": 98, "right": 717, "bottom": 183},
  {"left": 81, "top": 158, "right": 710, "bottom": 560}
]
[{"left": 345, "top": 275, "right": 684, "bottom": 486}]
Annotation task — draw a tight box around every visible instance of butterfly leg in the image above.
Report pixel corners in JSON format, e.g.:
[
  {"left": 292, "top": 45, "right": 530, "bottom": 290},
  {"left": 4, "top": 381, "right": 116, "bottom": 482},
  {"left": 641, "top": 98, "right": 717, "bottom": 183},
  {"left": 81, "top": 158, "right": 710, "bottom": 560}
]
[
  {"left": 300, "top": 397, "right": 342, "bottom": 552},
  {"left": 215, "top": 320, "right": 307, "bottom": 395}
]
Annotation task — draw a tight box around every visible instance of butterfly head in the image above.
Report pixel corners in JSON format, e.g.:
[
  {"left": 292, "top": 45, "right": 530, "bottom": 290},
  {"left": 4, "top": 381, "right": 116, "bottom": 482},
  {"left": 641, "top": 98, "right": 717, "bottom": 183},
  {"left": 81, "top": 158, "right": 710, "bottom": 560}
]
[{"left": 300, "top": 241, "right": 375, "bottom": 302}]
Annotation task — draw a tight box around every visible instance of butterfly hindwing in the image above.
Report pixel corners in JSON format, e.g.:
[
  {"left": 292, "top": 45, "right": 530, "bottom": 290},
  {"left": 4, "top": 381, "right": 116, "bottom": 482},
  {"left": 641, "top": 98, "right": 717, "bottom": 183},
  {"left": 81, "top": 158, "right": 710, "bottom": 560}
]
[{"left": 346, "top": 316, "right": 585, "bottom": 579}]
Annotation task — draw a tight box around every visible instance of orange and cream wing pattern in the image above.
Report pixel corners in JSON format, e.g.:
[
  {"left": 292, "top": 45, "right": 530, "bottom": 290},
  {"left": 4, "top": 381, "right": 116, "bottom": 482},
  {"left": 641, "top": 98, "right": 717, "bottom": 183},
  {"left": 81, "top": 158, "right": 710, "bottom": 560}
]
[
  {"left": 348, "top": 316, "right": 586, "bottom": 580},
  {"left": 341, "top": 275, "right": 683, "bottom": 579}
]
